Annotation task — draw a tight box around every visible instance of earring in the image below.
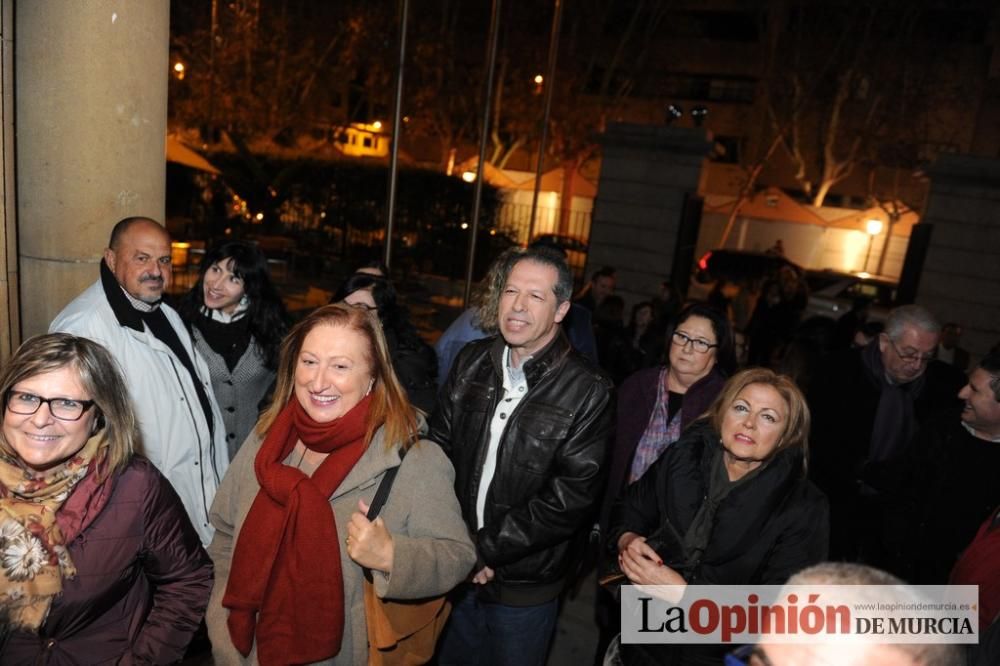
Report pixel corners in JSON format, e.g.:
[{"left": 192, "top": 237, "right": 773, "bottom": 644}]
[
  {"left": 366, "top": 379, "right": 374, "bottom": 396},
  {"left": 239, "top": 295, "right": 249, "bottom": 307}
]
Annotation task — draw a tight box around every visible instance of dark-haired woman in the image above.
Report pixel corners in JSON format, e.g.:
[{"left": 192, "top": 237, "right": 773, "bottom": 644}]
[
  {"left": 600, "top": 304, "right": 737, "bottom": 526},
  {"left": 333, "top": 273, "right": 438, "bottom": 414},
  {"left": 178, "top": 241, "right": 290, "bottom": 457}
]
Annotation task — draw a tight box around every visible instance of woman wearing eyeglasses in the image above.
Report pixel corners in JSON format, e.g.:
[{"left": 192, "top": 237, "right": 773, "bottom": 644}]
[
  {"left": 594, "top": 305, "right": 737, "bottom": 659},
  {"left": 600, "top": 305, "right": 737, "bottom": 524},
  {"left": 0, "top": 333, "right": 211, "bottom": 663}
]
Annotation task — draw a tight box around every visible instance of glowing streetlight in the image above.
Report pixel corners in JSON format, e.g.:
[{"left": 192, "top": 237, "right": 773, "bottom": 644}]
[
  {"left": 533, "top": 74, "right": 544, "bottom": 85},
  {"left": 173, "top": 61, "right": 186, "bottom": 80},
  {"left": 461, "top": 171, "right": 476, "bottom": 183},
  {"left": 372, "top": 120, "right": 383, "bottom": 130},
  {"left": 863, "top": 219, "right": 883, "bottom": 273}
]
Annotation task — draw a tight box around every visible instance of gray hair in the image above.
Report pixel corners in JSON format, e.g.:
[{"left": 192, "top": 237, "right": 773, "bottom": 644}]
[
  {"left": 885, "top": 304, "right": 941, "bottom": 341},
  {"left": 787, "top": 563, "right": 961, "bottom": 666}
]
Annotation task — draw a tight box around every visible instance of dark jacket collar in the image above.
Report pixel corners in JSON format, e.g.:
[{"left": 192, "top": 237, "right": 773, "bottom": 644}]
[
  {"left": 488, "top": 329, "right": 572, "bottom": 387},
  {"left": 100, "top": 259, "right": 145, "bottom": 332}
]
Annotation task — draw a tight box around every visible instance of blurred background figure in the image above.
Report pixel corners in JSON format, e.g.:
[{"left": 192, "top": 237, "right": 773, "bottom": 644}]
[
  {"left": 593, "top": 295, "right": 630, "bottom": 385},
  {"left": 650, "top": 281, "right": 682, "bottom": 334},
  {"left": 746, "top": 264, "right": 808, "bottom": 367},
  {"left": 178, "top": 240, "right": 291, "bottom": 458},
  {"left": 936, "top": 322, "right": 970, "bottom": 372},
  {"left": 624, "top": 300, "right": 665, "bottom": 373},
  {"left": 573, "top": 266, "right": 616, "bottom": 314},
  {"left": 333, "top": 273, "right": 438, "bottom": 414},
  {"left": 0, "top": 334, "right": 212, "bottom": 663}
]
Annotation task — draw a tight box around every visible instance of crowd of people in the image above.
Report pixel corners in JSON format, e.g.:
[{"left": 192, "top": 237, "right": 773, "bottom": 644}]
[{"left": 0, "top": 215, "right": 995, "bottom": 666}]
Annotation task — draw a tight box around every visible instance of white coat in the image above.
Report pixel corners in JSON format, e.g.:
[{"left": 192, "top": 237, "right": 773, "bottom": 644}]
[{"left": 50, "top": 276, "right": 229, "bottom": 546}]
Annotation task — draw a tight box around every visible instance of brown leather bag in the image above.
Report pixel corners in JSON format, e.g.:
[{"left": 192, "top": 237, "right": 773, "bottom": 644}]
[
  {"left": 362, "top": 448, "right": 451, "bottom": 665},
  {"left": 364, "top": 580, "right": 451, "bottom": 665}
]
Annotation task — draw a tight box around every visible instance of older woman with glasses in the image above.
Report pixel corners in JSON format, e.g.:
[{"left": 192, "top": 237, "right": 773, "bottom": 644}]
[
  {"left": 0, "top": 333, "right": 212, "bottom": 663},
  {"left": 600, "top": 304, "right": 737, "bottom": 525},
  {"left": 594, "top": 304, "right": 737, "bottom": 658}
]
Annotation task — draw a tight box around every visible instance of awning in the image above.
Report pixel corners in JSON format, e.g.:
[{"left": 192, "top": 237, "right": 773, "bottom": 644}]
[{"left": 166, "top": 134, "right": 221, "bottom": 174}]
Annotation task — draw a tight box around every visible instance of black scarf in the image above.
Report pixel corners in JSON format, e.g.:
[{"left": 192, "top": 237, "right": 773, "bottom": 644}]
[
  {"left": 860, "top": 340, "right": 925, "bottom": 464},
  {"left": 100, "top": 260, "right": 215, "bottom": 438},
  {"left": 195, "top": 310, "right": 252, "bottom": 372}
]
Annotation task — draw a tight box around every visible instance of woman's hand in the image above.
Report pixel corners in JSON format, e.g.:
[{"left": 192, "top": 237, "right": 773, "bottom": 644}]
[
  {"left": 345, "top": 499, "right": 394, "bottom": 573},
  {"left": 618, "top": 532, "right": 687, "bottom": 590}
]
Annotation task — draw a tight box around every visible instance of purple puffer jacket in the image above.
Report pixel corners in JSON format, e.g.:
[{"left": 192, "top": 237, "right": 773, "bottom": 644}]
[
  {"left": 2, "top": 457, "right": 213, "bottom": 665},
  {"left": 599, "top": 365, "right": 727, "bottom": 528}
]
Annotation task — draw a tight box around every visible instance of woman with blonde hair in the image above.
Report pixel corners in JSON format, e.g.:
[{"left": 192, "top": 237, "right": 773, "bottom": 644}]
[
  {"left": 0, "top": 333, "right": 212, "bottom": 662},
  {"left": 605, "top": 368, "right": 829, "bottom": 665},
  {"left": 206, "top": 303, "right": 475, "bottom": 665}
]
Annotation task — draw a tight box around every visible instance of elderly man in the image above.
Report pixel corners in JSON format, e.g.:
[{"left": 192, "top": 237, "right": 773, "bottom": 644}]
[
  {"left": 429, "top": 247, "right": 614, "bottom": 666},
  {"left": 902, "top": 352, "right": 1000, "bottom": 583},
  {"left": 50, "top": 217, "right": 228, "bottom": 545},
  {"left": 808, "top": 305, "right": 965, "bottom": 568},
  {"left": 752, "top": 562, "right": 961, "bottom": 666}
]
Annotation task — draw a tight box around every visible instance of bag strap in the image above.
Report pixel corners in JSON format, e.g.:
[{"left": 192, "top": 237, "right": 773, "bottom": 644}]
[
  {"left": 363, "top": 447, "right": 407, "bottom": 582},
  {"left": 366, "top": 447, "right": 407, "bottom": 520}
]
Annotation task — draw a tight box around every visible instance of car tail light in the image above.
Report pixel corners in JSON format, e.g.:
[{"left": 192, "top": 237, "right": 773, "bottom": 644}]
[{"left": 698, "top": 251, "right": 712, "bottom": 271}]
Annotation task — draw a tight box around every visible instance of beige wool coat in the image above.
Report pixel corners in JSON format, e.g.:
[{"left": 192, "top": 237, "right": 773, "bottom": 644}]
[{"left": 206, "top": 423, "right": 476, "bottom": 665}]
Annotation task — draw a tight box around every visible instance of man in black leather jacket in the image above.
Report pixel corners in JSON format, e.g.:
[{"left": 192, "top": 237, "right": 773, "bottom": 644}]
[{"left": 430, "top": 247, "right": 614, "bottom": 666}]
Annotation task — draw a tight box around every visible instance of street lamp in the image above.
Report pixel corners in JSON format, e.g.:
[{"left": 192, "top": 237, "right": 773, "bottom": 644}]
[
  {"left": 863, "top": 218, "right": 883, "bottom": 273},
  {"left": 173, "top": 61, "right": 186, "bottom": 80}
]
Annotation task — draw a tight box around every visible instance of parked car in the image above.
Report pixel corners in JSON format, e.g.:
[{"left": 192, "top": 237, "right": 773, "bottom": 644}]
[
  {"left": 803, "top": 270, "right": 898, "bottom": 322},
  {"left": 688, "top": 249, "right": 802, "bottom": 302}
]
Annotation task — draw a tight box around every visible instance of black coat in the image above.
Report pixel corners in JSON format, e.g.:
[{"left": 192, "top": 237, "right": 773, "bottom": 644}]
[
  {"left": 608, "top": 422, "right": 828, "bottom": 665},
  {"left": 897, "top": 413, "right": 1000, "bottom": 583},
  {"left": 428, "top": 332, "right": 614, "bottom": 605},
  {"left": 807, "top": 346, "right": 965, "bottom": 564}
]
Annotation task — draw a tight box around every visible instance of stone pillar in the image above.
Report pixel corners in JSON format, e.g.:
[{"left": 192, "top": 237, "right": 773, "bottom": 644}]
[
  {"left": 918, "top": 154, "right": 1000, "bottom": 359},
  {"left": 16, "top": 1, "right": 169, "bottom": 336},
  {"left": 591, "top": 124, "right": 710, "bottom": 306},
  {"left": 0, "top": 0, "right": 18, "bottom": 361}
]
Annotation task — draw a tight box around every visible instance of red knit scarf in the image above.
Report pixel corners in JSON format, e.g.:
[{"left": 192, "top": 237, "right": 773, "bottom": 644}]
[{"left": 223, "top": 394, "right": 372, "bottom": 664}]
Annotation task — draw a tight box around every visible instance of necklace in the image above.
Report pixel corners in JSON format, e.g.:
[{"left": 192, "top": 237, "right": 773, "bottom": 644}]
[{"left": 293, "top": 445, "right": 308, "bottom": 469}]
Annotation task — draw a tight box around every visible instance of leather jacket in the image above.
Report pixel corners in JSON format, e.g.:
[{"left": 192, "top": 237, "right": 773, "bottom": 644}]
[{"left": 428, "top": 331, "right": 614, "bottom": 605}]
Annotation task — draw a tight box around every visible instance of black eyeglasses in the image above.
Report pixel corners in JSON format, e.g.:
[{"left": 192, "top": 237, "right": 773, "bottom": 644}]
[
  {"left": 672, "top": 330, "right": 718, "bottom": 354},
  {"left": 885, "top": 337, "right": 934, "bottom": 364},
  {"left": 5, "top": 390, "right": 97, "bottom": 422}
]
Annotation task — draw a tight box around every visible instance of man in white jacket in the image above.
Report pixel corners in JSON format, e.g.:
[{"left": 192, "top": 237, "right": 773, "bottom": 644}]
[{"left": 50, "top": 217, "right": 228, "bottom": 545}]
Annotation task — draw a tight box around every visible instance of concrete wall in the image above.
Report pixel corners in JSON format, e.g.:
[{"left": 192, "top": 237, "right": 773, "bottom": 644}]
[
  {"left": 591, "top": 124, "right": 710, "bottom": 307},
  {"left": 918, "top": 154, "right": 1000, "bottom": 360},
  {"left": 16, "top": 1, "right": 169, "bottom": 336}
]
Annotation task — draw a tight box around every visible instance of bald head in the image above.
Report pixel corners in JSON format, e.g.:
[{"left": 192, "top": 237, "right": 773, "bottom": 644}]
[{"left": 103, "top": 218, "right": 172, "bottom": 303}]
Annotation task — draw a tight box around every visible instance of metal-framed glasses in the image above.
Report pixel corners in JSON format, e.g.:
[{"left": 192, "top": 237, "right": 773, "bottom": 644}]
[
  {"left": 671, "top": 330, "right": 718, "bottom": 354},
  {"left": 5, "top": 390, "right": 97, "bottom": 422},
  {"left": 886, "top": 337, "right": 934, "bottom": 365}
]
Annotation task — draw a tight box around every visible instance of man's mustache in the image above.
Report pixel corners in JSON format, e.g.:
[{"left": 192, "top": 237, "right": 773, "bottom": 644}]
[{"left": 139, "top": 274, "right": 164, "bottom": 285}]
